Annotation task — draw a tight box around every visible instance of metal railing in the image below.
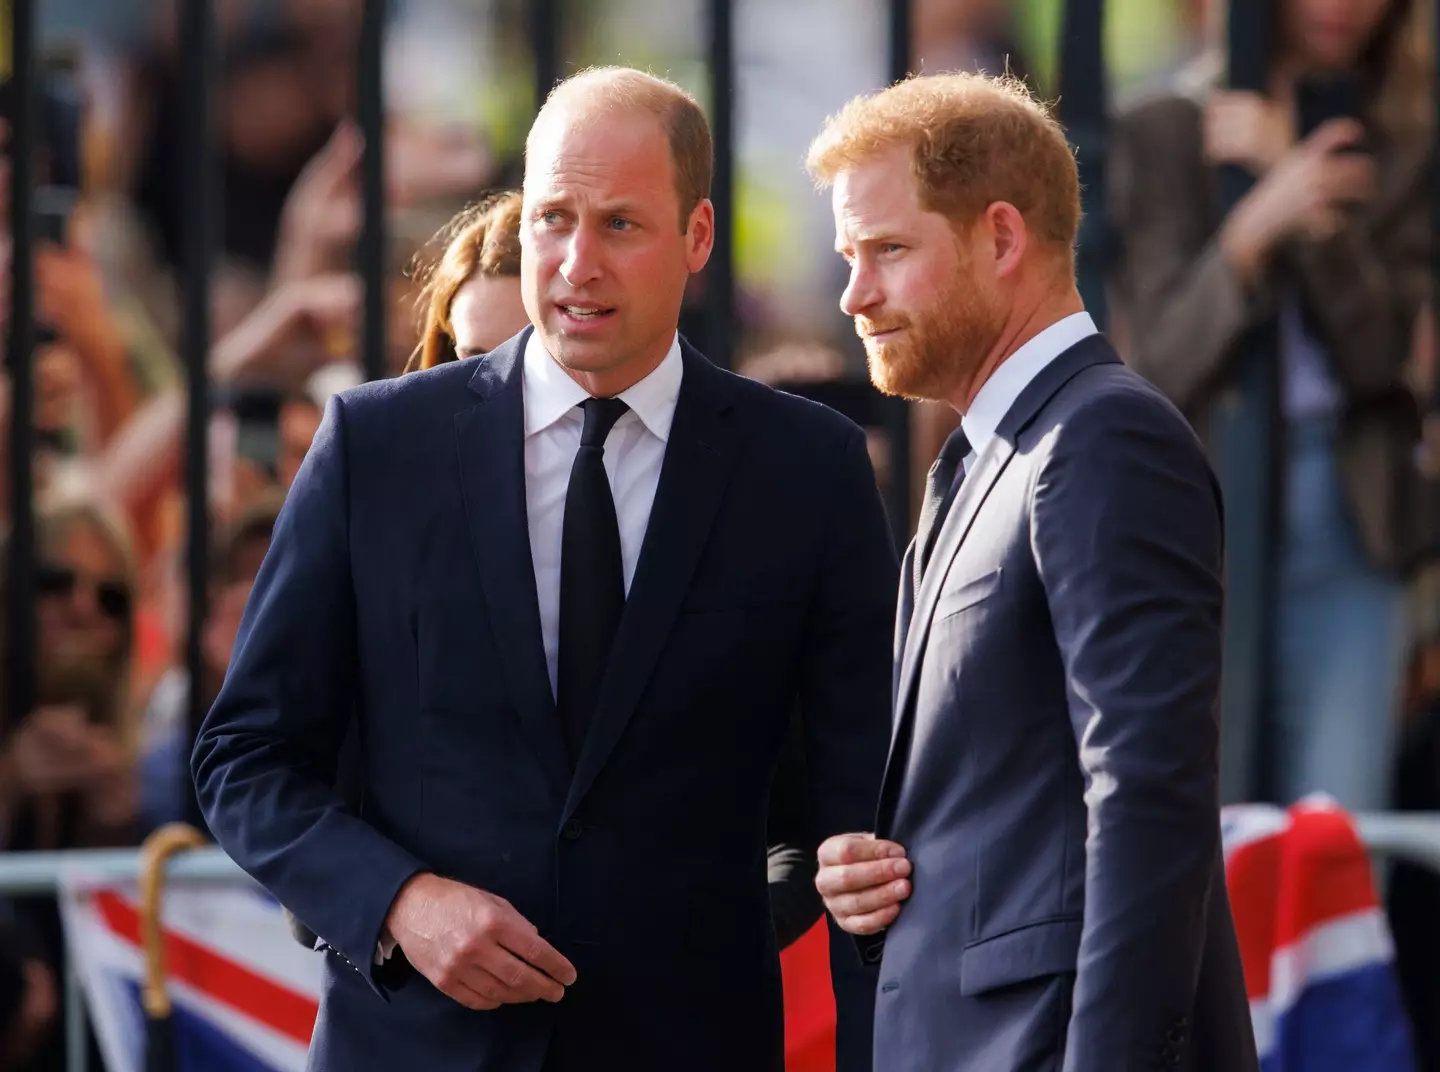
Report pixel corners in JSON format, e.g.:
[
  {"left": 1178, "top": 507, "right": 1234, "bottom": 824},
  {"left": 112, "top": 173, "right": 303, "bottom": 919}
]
[{"left": 0, "top": 812, "right": 1438, "bottom": 1072}]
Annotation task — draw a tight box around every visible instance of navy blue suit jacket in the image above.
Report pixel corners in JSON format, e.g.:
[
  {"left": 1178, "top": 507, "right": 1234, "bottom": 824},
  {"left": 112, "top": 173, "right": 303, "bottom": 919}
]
[
  {"left": 868, "top": 336, "right": 1257, "bottom": 1072},
  {"left": 192, "top": 331, "right": 897, "bottom": 1072}
]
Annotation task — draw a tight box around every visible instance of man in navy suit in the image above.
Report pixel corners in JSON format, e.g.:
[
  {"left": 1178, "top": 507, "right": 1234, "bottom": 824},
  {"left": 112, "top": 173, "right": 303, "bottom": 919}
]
[
  {"left": 808, "top": 74, "right": 1259, "bottom": 1070},
  {"left": 192, "top": 67, "right": 897, "bottom": 1072}
]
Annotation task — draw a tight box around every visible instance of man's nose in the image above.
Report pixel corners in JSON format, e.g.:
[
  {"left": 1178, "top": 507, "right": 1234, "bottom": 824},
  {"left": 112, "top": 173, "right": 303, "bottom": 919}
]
[
  {"left": 840, "top": 263, "right": 878, "bottom": 318},
  {"left": 561, "top": 227, "right": 604, "bottom": 288}
]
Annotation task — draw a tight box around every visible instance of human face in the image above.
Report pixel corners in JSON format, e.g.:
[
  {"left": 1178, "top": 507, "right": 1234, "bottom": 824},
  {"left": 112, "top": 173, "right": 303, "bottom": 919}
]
[
  {"left": 522, "top": 105, "right": 713, "bottom": 396},
  {"left": 37, "top": 521, "right": 129, "bottom": 674},
  {"left": 450, "top": 273, "right": 530, "bottom": 357},
  {"left": 833, "top": 146, "right": 1006, "bottom": 403},
  {"left": 1283, "top": 0, "right": 1395, "bottom": 70}
]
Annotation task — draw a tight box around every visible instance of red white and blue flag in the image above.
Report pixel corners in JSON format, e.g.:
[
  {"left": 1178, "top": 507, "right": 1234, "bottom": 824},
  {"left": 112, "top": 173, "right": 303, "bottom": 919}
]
[
  {"left": 58, "top": 874, "right": 320, "bottom": 1072},
  {"left": 1222, "top": 796, "right": 1417, "bottom": 1072}
]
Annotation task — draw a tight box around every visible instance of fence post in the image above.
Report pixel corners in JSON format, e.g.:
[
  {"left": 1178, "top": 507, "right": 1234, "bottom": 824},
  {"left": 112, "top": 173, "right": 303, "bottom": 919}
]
[
  {"left": 1210, "top": 0, "right": 1277, "bottom": 805},
  {"left": 531, "top": 0, "right": 560, "bottom": 110},
  {"left": 883, "top": 0, "right": 914, "bottom": 544},
  {"left": 179, "top": 0, "right": 216, "bottom": 832},
  {"left": 1056, "top": 0, "right": 1107, "bottom": 329},
  {"left": 704, "top": 0, "right": 735, "bottom": 372},
  {"left": 5, "top": 0, "right": 36, "bottom": 741},
  {"left": 359, "top": 0, "right": 387, "bottom": 384}
]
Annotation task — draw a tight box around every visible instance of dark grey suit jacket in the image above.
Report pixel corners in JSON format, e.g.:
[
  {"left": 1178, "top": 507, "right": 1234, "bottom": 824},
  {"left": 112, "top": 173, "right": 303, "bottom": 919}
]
[{"left": 869, "top": 335, "right": 1259, "bottom": 1072}]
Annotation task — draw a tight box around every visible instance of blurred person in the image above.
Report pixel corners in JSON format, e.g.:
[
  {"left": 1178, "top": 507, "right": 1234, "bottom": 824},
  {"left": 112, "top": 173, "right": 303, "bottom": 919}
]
[
  {"left": 0, "top": 495, "right": 139, "bottom": 1072},
  {"left": 914, "top": 0, "right": 1033, "bottom": 82},
  {"left": 193, "top": 66, "right": 896, "bottom": 1072},
  {"left": 0, "top": 915, "right": 57, "bottom": 1071},
  {"left": 1111, "top": 0, "right": 1432, "bottom": 811},
  {"left": 135, "top": 492, "right": 283, "bottom": 834},
  {"left": 807, "top": 73, "right": 1256, "bottom": 1071},
  {"left": 0, "top": 495, "right": 140, "bottom": 852},
  {"left": 276, "top": 392, "right": 323, "bottom": 491},
  {"left": 402, "top": 190, "right": 529, "bottom": 373}
]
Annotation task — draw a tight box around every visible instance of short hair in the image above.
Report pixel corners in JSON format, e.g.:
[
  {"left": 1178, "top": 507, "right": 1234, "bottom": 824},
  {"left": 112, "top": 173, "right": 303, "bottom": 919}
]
[
  {"left": 530, "top": 66, "right": 713, "bottom": 231},
  {"left": 407, "top": 190, "right": 523, "bottom": 372},
  {"left": 806, "top": 72, "right": 1080, "bottom": 256}
]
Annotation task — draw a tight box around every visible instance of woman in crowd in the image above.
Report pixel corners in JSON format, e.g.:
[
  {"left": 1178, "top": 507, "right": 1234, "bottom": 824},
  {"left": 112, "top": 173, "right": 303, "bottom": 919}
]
[
  {"left": 403, "top": 188, "right": 529, "bottom": 371},
  {"left": 1111, "top": 0, "right": 1432, "bottom": 811},
  {"left": 0, "top": 494, "right": 140, "bottom": 1072}
]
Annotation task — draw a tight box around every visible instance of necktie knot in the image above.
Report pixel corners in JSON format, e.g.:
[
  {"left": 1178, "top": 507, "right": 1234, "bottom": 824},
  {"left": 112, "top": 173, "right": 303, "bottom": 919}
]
[
  {"left": 934, "top": 427, "right": 971, "bottom": 486},
  {"left": 579, "top": 397, "right": 630, "bottom": 448}
]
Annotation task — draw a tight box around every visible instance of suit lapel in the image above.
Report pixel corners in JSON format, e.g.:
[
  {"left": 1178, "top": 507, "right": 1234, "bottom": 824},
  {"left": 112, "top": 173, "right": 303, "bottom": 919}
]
[
  {"left": 876, "top": 335, "right": 1120, "bottom": 833},
  {"left": 453, "top": 330, "right": 571, "bottom": 801},
  {"left": 562, "top": 344, "right": 739, "bottom": 821}
]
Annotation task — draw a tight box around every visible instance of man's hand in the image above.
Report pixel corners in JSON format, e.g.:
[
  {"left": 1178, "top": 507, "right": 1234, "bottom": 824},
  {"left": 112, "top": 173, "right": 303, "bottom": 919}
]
[
  {"left": 385, "top": 874, "right": 577, "bottom": 1011},
  {"left": 816, "top": 833, "right": 912, "bottom": 936}
]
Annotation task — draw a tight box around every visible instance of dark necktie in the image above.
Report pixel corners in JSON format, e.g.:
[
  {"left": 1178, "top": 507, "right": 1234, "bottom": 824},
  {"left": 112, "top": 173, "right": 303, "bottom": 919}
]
[
  {"left": 913, "top": 426, "right": 971, "bottom": 596},
  {"left": 556, "top": 396, "right": 631, "bottom": 765}
]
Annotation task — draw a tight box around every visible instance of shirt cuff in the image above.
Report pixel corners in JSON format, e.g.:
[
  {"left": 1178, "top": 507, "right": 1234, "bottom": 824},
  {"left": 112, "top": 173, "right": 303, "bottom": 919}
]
[{"left": 374, "top": 931, "right": 397, "bottom": 965}]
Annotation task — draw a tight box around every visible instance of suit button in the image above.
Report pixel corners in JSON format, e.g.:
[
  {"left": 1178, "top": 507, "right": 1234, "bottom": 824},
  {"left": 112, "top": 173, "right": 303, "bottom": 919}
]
[
  {"left": 561, "top": 820, "right": 584, "bottom": 841},
  {"left": 1167, "top": 1027, "right": 1186, "bottom": 1046},
  {"left": 1160, "top": 1046, "right": 1181, "bottom": 1066}
]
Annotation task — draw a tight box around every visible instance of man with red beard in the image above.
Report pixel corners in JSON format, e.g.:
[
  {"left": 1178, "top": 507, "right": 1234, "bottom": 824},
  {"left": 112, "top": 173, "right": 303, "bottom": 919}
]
[{"left": 807, "top": 73, "right": 1259, "bottom": 1072}]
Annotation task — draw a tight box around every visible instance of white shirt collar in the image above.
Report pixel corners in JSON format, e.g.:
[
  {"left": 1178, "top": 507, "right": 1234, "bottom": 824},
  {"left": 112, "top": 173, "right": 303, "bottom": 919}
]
[
  {"left": 961, "top": 312, "right": 1097, "bottom": 459},
  {"left": 522, "top": 331, "right": 684, "bottom": 443}
]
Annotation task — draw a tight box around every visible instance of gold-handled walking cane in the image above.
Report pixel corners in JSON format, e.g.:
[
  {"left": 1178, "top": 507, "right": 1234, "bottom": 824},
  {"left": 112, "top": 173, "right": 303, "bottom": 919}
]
[{"left": 139, "top": 823, "right": 208, "bottom": 1072}]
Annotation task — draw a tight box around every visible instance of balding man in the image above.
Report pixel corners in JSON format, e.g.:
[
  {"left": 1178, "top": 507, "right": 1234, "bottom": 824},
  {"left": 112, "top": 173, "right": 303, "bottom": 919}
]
[{"left": 193, "top": 67, "right": 897, "bottom": 1072}]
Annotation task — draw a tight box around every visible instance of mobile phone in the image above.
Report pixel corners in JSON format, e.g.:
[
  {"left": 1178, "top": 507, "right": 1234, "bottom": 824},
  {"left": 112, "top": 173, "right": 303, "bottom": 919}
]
[
  {"left": 1296, "top": 73, "right": 1365, "bottom": 146},
  {"left": 34, "top": 185, "right": 74, "bottom": 244}
]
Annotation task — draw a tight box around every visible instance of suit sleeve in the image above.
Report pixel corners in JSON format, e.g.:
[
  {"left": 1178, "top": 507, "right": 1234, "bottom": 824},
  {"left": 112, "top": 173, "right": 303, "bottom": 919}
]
[
  {"left": 1029, "top": 388, "right": 1226, "bottom": 1070},
  {"left": 766, "top": 709, "right": 824, "bottom": 950},
  {"left": 191, "top": 395, "right": 426, "bottom": 997},
  {"left": 795, "top": 424, "right": 899, "bottom": 1069}
]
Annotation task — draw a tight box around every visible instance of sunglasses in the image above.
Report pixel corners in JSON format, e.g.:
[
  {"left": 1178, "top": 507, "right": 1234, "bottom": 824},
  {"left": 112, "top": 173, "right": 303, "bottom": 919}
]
[{"left": 36, "top": 562, "right": 132, "bottom": 621}]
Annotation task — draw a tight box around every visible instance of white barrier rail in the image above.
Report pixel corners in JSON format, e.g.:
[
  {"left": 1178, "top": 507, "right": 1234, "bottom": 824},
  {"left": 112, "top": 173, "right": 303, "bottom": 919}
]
[{"left": 1, "top": 815, "right": 1439, "bottom": 1072}]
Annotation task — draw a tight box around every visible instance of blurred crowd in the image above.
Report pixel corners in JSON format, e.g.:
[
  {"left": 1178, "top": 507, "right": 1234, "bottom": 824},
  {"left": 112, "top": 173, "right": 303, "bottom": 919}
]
[{"left": 0, "top": 0, "right": 1436, "bottom": 1069}]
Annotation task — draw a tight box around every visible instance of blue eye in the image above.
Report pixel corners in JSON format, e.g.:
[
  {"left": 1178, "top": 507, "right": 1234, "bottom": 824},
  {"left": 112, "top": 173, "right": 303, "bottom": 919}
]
[{"left": 610, "top": 217, "right": 633, "bottom": 231}]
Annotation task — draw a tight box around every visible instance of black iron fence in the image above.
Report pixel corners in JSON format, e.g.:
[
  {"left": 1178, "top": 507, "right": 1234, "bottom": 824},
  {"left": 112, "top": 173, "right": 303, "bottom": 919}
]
[{"left": 1, "top": 0, "right": 1435, "bottom": 809}]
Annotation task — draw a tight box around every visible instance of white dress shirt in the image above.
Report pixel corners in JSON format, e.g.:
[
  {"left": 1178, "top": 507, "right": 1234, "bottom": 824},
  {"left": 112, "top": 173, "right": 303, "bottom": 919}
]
[
  {"left": 522, "top": 329, "right": 683, "bottom": 699},
  {"left": 376, "top": 330, "right": 683, "bottom": 965},
  {"left": 960, "top": 312, "right": 1098, "bottom": 470}
]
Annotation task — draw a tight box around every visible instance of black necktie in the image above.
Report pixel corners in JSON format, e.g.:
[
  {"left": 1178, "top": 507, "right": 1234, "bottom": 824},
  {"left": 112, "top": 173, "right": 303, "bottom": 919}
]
[
  {"left": 913, "top": 426, "right": 970, "bottom": 595},
  {"left": 556, "top": 397, "right": 630, "bottom": 764}
]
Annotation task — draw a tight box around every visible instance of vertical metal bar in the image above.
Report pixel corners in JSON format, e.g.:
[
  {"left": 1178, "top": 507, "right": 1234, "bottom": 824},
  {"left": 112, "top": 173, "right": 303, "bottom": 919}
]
[
  {"left": 884, "top": 0, "right": 914, "bottom": 544},
  {"left": 705, "top": 0, "right": 735, "bottom": 371},
  {"left": 1432, "top": 0, "right": 1440, "bottom": 413},
  {"left": 6, "top": 0, "right": 36, "bottom": 738},
  {"left": 1210, "top": 0, "right": 1276, "bottom": 805},
  {"left": 531, "top": 0, "right": 561, "bottom": 110},
  {"left": 65, "top": 950, "right": 86, "bottom": 1072},
  {"left": 1057, "top": 0, "right": 1108, "bottom": 329},
  {"left": 181, "top": 0, "right": 215, "bottom": 831},
  {"left": 359, "top": 0, "right": 387, "bottom": 384}
]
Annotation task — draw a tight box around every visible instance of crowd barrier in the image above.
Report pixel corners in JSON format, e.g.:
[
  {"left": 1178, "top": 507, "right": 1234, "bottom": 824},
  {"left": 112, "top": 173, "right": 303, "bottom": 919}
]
[{"left": 1, "top": 812, "right": 1438, "bottom": 1072}]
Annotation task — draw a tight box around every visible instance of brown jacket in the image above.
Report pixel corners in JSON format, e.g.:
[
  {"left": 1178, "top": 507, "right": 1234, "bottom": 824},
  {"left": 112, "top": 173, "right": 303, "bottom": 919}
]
[{"left": 1109, "top": 90, "right": 1434, "bottom": 573}]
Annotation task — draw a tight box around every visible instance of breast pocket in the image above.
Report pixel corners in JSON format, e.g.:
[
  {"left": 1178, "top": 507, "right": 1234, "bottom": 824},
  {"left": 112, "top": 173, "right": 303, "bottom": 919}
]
[{"left": 934, "top": 567, "right": 1003, "bottom": 623}]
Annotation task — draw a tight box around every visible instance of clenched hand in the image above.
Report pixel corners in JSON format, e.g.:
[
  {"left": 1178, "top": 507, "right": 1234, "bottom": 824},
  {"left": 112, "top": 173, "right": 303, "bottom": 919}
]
[
  {"left": 816, "top": 833, "right": 912, "bottom": 936},
  {"left": 385, "top": 873, "right": 577, "bottom": 1010}
]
